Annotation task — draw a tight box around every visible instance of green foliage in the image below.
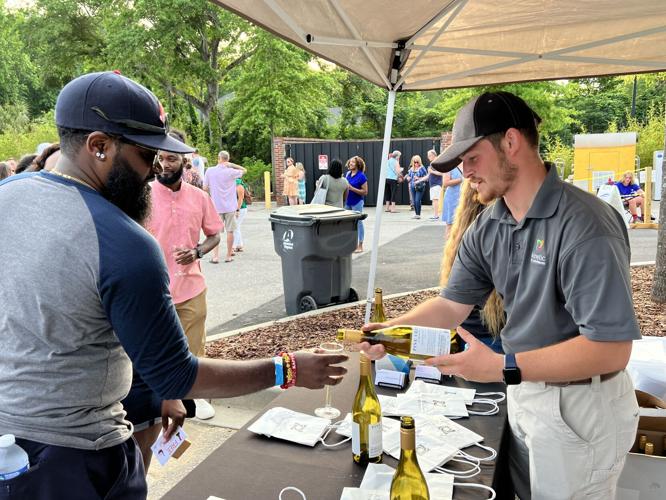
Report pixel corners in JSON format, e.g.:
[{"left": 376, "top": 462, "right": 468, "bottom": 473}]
[
  {"left": 223, "top": 32, "right": 336, "bottom": 161},
  {"left": 0, "top": 111, "right": 58, "bottom": 160},
  {"left": 543, "top": 136, "right": 574, "bottom": 179},
  {"left": 239, "top": 157, "right": 271, "bottom": 197},
  {"left": 619, "top": 106, "right": 665, "bottom": 171}
]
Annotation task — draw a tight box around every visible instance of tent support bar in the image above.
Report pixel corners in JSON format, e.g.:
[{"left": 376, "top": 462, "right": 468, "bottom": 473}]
[
  {"left": 305, "top": 35, "right": 397, "bottom": 49},
  {"left": 396, "top": 0, "right": 468, "bottom": 89},
  {"left": 329, "top": 0, "right": 391, "bottom": 89},
  {"left": 548, "top": 25, "right": 666, "bottom": 57},
  {"left": 364, "top": 90, "right": 397, "bottom": 323},
  {"left": 410, "top": 45, "right": 535, "bottom": 58},
  {"left": 262, "top": 0, "right": 308, "bottom": 42},
  {"left": 546, "top": 54, "right": 666, "bottom": 69},
  {"left": 405, "top": 0, "right": 464, "bottom": 48}
]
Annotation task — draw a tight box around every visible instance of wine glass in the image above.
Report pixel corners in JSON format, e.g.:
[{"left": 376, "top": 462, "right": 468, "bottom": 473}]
[{"left": 314, "top": 341, "right": 344, "bottom": 419}]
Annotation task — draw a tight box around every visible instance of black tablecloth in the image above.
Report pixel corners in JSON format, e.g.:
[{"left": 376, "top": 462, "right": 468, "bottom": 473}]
[{"left": 164, "top": 354, "right": 512, "bottom": 499}]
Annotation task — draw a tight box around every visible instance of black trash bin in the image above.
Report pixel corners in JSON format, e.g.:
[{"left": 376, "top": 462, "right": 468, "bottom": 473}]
[{"left": 269, "top": 204, "right": 367, "bottom": 315}]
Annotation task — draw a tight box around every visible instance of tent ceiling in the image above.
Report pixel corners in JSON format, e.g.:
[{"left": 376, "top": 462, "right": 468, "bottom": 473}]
[{"left": 213, "top": 0, "right": 666, "bottom": 90}]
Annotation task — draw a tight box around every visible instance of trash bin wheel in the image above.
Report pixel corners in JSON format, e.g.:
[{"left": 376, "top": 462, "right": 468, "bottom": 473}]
[
  {"left": 348, "top": 287, "right": 359, "bottom": 303},
  {"left": 299, "top": 295, "right": 318, "bottom": 313}
]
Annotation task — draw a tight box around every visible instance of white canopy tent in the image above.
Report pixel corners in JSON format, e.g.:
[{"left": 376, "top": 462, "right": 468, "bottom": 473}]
[{"left": 212, "top": 0, "right": 666, "bottom": 320}]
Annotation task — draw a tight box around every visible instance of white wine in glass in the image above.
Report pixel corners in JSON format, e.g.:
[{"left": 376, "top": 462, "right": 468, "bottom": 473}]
[{"left": 314, "top": 342, "right": 344, "bottom": 419}]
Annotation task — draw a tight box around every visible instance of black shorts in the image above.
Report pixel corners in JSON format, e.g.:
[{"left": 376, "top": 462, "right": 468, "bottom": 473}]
[
  {"left": 1, "top": 437, "right": 146, "bottom": 499},
  {"left": 122, "top": 372, "right": 195, "bottom": 432}
]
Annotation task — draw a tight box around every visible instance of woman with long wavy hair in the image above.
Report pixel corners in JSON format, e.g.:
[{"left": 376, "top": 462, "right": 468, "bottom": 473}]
[{"left": 440, "top": 179, "right": 504, "bottom": 352}]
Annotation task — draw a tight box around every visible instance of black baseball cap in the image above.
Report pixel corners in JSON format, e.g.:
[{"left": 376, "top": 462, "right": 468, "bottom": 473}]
[
  {"left": 431, "top": 91, "right": 541, "bottom": 172},
  {"left": 55, "top": 71, "right": 194, "bottom": 154}
]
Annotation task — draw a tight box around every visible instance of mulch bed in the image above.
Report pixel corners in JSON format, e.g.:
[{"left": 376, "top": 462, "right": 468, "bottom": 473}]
[{"left": 206, "top": 265, "right": 664, "bottom": 360}]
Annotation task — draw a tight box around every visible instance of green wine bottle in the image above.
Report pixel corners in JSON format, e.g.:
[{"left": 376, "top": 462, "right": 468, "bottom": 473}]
[
  {"left": 390, "top": 416, "right": 430, "bottom": 500},
  {"left": 337, "top": 325, "right": 450, "bottom": 360},
  {"left": 370, "top": 288, "right": 387, "bottom": 323},
  {"left": 352, "top": 354, "right": 382, "bottom": 465}
]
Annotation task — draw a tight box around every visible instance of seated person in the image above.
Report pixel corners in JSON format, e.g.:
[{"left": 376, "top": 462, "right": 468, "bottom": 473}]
[{"left": 615, "top": 170, "right": 645, "bottom": 222}]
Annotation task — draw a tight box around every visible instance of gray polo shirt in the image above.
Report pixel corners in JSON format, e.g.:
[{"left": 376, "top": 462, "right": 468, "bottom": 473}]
[{"left": 442, "top": 163, "right": 641, "bottom": 354}]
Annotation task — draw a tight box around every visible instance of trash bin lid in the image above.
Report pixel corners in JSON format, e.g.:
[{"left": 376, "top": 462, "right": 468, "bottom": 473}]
[{"left": 269, "top": 204, "right": 367, "bottom": 224}]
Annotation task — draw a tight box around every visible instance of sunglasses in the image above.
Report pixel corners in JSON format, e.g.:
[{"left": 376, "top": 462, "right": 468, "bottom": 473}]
[{"left": 91, "top": 106, "right": 168, "bottom": 134}]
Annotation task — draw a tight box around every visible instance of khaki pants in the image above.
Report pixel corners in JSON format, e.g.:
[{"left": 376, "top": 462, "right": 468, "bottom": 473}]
[
  {"left": 175, "top": 289, "right": 207, "bottom": 358},
  {"left": 508, "top": 370, "right": 639, "bottom": 499}
]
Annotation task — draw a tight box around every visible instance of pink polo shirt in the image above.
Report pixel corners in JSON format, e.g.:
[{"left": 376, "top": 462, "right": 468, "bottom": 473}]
[{"left": 147, "top": 181, "right": 222, "bottom": 304}]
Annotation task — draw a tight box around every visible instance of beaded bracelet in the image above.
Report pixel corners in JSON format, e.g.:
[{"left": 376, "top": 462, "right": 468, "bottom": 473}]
[{"left": 280, "top": 352, "right": 297, "bottom": 389}]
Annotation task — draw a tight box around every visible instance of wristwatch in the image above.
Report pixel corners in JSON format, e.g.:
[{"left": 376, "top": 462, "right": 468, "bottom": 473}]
[
  {"left": 194, "top": 245, "right": 205, "bottom": 259},
  {"left": 503, "top": 353, "right": 522, "bottom": 385}
]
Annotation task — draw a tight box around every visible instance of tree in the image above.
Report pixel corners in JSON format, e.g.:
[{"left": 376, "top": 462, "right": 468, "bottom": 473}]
[
  {"left": 651, "top": 104, "right": 666, "bottom": 303},
  {"left": 223, "top": 31, "right": 336, "bottom": 161}
]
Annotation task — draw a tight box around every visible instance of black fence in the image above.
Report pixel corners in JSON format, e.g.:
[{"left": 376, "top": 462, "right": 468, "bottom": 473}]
[{"left": 284, "top": 138, "right": 440, "bottom": 206}]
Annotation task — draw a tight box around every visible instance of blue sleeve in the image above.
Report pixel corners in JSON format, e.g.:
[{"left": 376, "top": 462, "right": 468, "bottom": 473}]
[{"left": 92, "top": 204, "right": 198, "bottom": 400}]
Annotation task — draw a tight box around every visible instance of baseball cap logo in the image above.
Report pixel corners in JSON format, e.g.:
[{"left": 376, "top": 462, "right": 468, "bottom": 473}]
[{"left": 158, "top": 102, "right": 166, "bottom": 126}]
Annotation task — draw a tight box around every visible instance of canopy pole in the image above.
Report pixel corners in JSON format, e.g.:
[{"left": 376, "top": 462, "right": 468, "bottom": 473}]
[{"left": 364, "top": 90, "right": 397, "bottom": 323}]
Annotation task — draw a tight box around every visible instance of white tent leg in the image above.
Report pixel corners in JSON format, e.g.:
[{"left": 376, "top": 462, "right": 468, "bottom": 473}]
[{"left": 364, "top": 90, "right": 397, "bottom": 323}]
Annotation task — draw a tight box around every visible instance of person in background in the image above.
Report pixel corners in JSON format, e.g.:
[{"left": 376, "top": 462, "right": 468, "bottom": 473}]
[
  {"left": 317, "top": 158, "right": 348, "bottom": 208},
  {"left": 344, "top": 155, "right": 368, "bottom": 253},
  {"left": 440, "top": 179, "right": 504, "bottom": 354},
  {"left": 27, "top": 143, "right": 61, "bottom": 172},
  {"left": 282, "top": 157, "right": 300, "bottom": 206},
  {"left": 404, "top": 154, "right": 428, "bottom": 219},
  {"left": 234, "top": 177, "right": 248, "bottom": 253},
  {"left": 426, "top": 149, "right": 444, "bottom": 220},
  {"left": 296, "top": 162, "right": 307, "bottom": 204},
  {"left": 0, "top": 162, "right": 10, "bottom": 181},
  {"left": 615, "top": 170, "right": 645, "bottom": 222},
  {"left": 384, "top": 150, "right": 402, "bottom": 213},
  {"left": 360, "top": 90, "right": 640, "bottom": 499},
  {"left": 441, "top": 162, "right": 463, "bottom": 236},
  {"left": 182, "top": 155, "right": 203, "bottom": 189},
  {"left": 191, "top": 150, "right": 206, "bottom": 179},
  {"left": 15, "top": 154, "right": 37, "bottom": 174},
  {"left": 204, "top": 150, "right": 246, "bottom": 263},
  {"left": 0, "top": 71, "right": 348, "bottom": 498},
  {"left": 6, "top": 158, "right": 17, "bottom": 175}
]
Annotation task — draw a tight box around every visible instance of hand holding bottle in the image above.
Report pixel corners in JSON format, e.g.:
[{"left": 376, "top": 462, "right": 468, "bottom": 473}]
[
  {"left": 356, "top": 322, "right": 390, "bottom": 360},
  {"left": 293, "top": 351, "right": 348, "bottom": 389},
  {"left": 424, "top": 327, "right": 504, "bottom": 382}
]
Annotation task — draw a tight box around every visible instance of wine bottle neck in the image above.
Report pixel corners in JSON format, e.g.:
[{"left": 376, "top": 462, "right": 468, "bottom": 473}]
[{"left": 400, "top": 429, "right": 416, "bottom": 451}]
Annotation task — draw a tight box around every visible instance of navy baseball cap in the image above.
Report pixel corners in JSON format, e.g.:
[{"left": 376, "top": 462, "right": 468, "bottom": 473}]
[
  {"left": 431, "top": 91, "right": 541, "bottom": 172},
  {"left": 55, "top": 71, "right": 194, "bottom": 154}
]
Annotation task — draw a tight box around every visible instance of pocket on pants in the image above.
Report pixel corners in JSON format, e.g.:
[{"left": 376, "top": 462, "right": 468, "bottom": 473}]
[
  {"left": 609, "top": 387, "right": 639, "bottom": 463},
  {"left": 552, "top": 386, "right": 594, "bottom": 444}
]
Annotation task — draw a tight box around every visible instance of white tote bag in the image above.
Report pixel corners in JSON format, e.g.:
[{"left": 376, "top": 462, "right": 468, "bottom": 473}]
[{"left": 310, "top": 174, "right": 330, "bottom": 205}]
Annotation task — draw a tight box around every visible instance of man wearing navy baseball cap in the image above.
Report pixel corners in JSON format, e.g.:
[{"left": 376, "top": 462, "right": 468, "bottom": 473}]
[
  {"left": 0, "top": 72, "right": 348, "bottom": 498},
  {"left": 360, "top": 91, "right": 640, "bottom": 498}
]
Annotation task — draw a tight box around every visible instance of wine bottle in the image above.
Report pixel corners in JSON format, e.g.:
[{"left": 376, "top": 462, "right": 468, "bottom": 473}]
[
  {"left": 337, "top": 325, "right": 450, "bottom": 360},
  {"left": 370, "top": 288, "right": 387, "bottom": 322},
  {"left": 352, "top": 354, "right": 382, "bottom": 466},
  {"left": 390, "top": 416, "right": 430, "bottom": 500},
  {"left": 645, "top": 442, "right": 655, "bottom": 456}
]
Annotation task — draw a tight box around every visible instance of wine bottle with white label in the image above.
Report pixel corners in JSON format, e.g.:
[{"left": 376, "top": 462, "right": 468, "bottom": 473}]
[
  {"left": 390, "top": 416, "right": 430, "bottom": 500},
  {"left": 352, "top": 354, "right": 382, "bottom": 466},
  {"left": 337, "top": 325, "right": 450, "bottom": 360}
]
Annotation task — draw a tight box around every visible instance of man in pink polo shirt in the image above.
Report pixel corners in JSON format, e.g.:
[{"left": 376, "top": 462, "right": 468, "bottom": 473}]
[
  {"left": 147, "top": 137, "right": 222, "bottom": 420},
  {"left": 204, "top": 150, "right": 246, "bottom": 263}
]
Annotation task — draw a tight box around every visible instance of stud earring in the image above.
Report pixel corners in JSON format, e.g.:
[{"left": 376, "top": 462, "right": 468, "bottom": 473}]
[{"left": 96, "top": 151, "right": 106, "bottom": 160}]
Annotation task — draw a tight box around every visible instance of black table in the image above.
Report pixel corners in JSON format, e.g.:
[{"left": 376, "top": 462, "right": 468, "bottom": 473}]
[{"left": 164, "top": 354, "right": 513, "bottom": 499}]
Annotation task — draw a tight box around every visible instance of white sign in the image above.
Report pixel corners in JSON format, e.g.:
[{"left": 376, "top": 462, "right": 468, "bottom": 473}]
[{"left": 318, "top": 154, "right": 328, "bottom": 170}]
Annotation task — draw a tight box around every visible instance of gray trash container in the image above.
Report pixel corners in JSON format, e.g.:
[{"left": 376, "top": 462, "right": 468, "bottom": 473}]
[{"left": 269, "top": 204, "right": 367, "bottom": 315}]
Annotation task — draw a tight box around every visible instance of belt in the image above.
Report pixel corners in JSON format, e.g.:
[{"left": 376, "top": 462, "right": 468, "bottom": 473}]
[{"left": 546, "top": 370, "right": 621, "bottom": 387}]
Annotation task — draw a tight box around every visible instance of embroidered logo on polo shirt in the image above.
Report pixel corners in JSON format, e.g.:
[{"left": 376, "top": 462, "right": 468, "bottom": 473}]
[{"left": 530, "top": 238, "right": 546, "bottom": 266}]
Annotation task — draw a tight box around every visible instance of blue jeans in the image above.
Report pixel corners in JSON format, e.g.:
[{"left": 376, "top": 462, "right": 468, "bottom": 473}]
[
  {"left": 409, "top": 185, "right": 424, "bottom": 215},
  {"left": 344, "top": 200, "right": 364, "bottom": 244}
]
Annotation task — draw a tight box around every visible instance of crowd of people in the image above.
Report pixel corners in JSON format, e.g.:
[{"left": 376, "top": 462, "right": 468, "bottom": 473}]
[{"left": 0, "top": 71, "right": 644, "bottom": 500}]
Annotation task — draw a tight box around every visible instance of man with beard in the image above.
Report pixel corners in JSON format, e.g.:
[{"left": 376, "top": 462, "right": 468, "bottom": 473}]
[
  {"left": 360, "top": 92, "right": 640, "bottom": 499},
  {"left": 0, "top": 72, "right": 347, "bottom": 499}
]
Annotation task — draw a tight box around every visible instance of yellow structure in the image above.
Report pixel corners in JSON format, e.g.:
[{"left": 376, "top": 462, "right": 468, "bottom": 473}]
[{"left": 573, "top": 132, "right": 637, "bottom": 192}]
